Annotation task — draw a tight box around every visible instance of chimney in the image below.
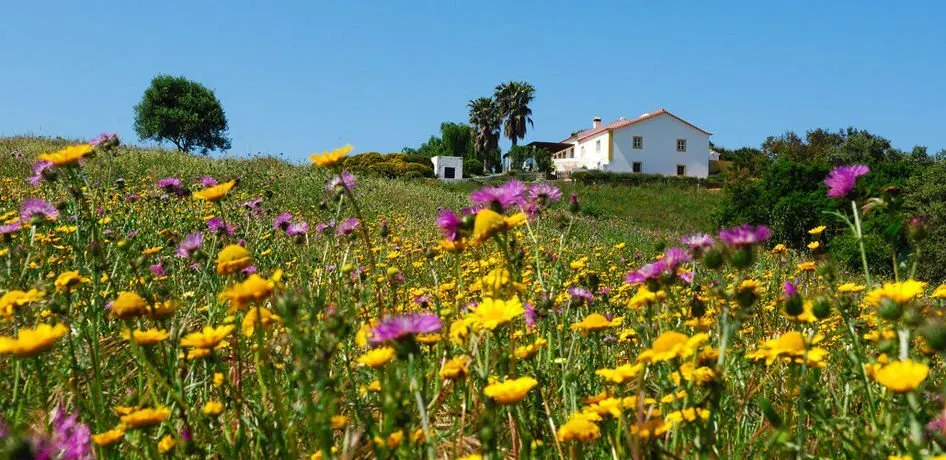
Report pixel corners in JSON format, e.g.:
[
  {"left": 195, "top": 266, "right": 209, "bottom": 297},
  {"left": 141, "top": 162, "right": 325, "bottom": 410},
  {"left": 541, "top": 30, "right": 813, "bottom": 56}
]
[{"left": 593, "top": 116, "right": 602, "bottom": 129}]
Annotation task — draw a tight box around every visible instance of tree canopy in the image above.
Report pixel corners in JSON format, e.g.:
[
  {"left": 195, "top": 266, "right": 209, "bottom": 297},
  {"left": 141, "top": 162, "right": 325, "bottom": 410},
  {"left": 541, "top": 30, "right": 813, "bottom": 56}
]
[{"left": 133, "top": 75, "right": 231, "bottom": 154}]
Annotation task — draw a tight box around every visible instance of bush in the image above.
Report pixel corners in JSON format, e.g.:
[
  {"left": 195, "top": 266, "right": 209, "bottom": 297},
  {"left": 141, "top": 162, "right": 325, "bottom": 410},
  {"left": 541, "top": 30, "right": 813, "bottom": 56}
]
[
  {"left": 344, "top": 152, "right": 434, "bottom": 179},
  {"left": 716, "top": 158, "right": 925, "bottom": 276},
  {"left": 907, "top": 161, "right": 946, "bottom": 281},
  {"left": 570, "top": 170, "right": 723, "bottom": 188},
  {"left": 465, "top": 158, "right": 484, "bottom": 177}
]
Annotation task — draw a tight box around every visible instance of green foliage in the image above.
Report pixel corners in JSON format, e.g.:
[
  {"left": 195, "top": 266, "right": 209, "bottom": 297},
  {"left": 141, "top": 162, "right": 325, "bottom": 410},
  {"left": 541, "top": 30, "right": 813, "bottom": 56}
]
[
  {"left": 467, "top": 97, "right": 502, "bottom": 172},
  {"left": 716, "top": 158, "right": 926, "bottom": 276},
  {"left": 439, "top": 122, "right": 475, "bottom": 159},
  {"left": 133, "top": 75, "right": 231, "bottom": 154},
  {"left": 493, "top": 81, "right": 535, "bottom": 147},
  {"left": 907, "top": 161, "right": 946, "bottom": 281},
  {"left": 344, "top": 152, "right": 435, "bottom": 179},
  {"left": 571, "top": 170, "right": 723, "bottom": 188},
  {"left": 762, "top": 127, "right": 912, "bottom": 164},
  {"left": 464, "top": 158, "right": 483, "bottom": 177}
]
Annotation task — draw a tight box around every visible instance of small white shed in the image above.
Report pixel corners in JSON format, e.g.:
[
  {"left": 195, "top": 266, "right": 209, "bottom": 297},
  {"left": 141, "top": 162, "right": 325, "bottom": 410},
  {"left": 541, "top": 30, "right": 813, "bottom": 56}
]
[{"left": 431, "top": 156, "right": 463, "bottom": 181}]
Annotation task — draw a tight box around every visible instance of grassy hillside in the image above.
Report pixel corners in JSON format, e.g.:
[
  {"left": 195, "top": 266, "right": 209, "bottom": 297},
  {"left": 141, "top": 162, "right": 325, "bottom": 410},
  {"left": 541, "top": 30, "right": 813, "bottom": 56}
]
[{"left": 0, "top": 135, "right": 722, "bottom": 247}]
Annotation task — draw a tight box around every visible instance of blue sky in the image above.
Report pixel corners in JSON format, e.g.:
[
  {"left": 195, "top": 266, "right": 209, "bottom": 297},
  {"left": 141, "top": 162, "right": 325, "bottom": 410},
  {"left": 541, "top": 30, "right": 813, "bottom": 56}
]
[{"left": 2, "top": 1, "right": 945, "bottom": 161}]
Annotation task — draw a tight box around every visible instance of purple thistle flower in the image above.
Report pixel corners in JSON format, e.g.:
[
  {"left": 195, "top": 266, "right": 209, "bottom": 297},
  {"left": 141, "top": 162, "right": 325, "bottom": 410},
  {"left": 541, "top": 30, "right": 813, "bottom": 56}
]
[
  {"left": 89, "top": 132, "right": 118, "bottom": 148},
  {"left": 176, "top": 232, "right": 203, "bottom": 259},
  {"left": 286, "top": 221, "right": 309, "bottom": 236},
  {"left": 150, "top": 263, "right": 166, "bottom": 277},
  {"left": 783, "top": 281, "right": 798, "bottom": 299},
  {"left": 567, "top": 286, "right": 594, "bottom": 302},
  {"left": 336, "top": 218, "right": 359, "bottom": 236},
  {"left": 524, "top": 302, "right": 537, "bottom": 330},
  {"left": 825, "top": 165, "right": 869, "bottom": 198},
  {"left": 207, "top": 217, "right": 235, "bottom": 236},
  {"left": 662, "top": 247, "right": 692, "bottom": 269},
  {"left": 369, "top": 312, "right": 442, "bottom": 345},
  {"left": 242, "top": 198, "right": 263, "bottom": 217},
  {"left": 681, "top": 233, "right": 714, "bottom": 250},
  {"left": 199, "top": 176, "right": 218, "bottom": 188},
  {"left": 273, "top": 212, "right": 293, "bottom": 231},
  {"left": 679, "top": 271, "right": 694, "bottom": 284},
  {"left": 241, "top": 265, "right": 257, "bottom": 275},
  {"left": 315, "top": 220, "right": 336, "bottom": 234},
  {"left": 28, "top": 160, "right": 54, "bottom": 186},
  {"left": 470, "top": 180, "right": 526, "bottom": 212},
  {"left": 20, "top": 199, "right": 59, "bottom": 222},
  {"left": 413, "top": 295, "right": 433, "bottom": 306},
  {"left": 0, "top": 220, "right": 22, "bottom": 236},
  {"left": 326, "top": 171, "right": 356, "bottom": 192},
  {"left": 49, "top": 406, "right": 93, "bottom": 460},
  {"left": 625, "top": 260, "right": 666, "bottom": 284},
  {"left": 529, "top": 183, "right": 562, "bottom": 204},
  {"left": 156, "top": 177, "right": 182, "bottom": 190},
  {"left": 718, "top": 224, "right": 772, "bottom": 247},
  {"left": 436, "top": 209, "right": 462, "bottom": 241}
]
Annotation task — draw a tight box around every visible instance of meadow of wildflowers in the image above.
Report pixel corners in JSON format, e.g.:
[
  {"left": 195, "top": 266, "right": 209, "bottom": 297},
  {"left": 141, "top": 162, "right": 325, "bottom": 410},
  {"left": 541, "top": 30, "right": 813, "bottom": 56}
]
[{"left": 1, "top": 135, "right": 945, "bottom": 459}]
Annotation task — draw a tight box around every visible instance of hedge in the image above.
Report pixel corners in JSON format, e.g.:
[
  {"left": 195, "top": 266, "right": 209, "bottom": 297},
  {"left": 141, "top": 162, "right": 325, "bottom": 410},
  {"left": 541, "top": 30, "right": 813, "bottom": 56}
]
[{"left": 569, "top": 170, "right": 723, "bottom": 188}]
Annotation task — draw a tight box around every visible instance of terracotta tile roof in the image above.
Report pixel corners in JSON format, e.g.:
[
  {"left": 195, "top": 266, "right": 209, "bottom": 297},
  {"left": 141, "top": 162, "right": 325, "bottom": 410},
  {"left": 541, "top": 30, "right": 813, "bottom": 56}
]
[{"left": 560, "top": 109, "right": 711, "bottom": 143}]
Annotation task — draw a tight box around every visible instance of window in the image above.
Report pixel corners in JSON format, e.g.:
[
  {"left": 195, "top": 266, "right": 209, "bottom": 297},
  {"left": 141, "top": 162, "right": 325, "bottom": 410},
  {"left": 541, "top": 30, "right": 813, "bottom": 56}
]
[
  {"left": 444, "top": 167, "right": 456, "bottom": 179},
  {"left": 568, "top": 149, "right": 574, "bottom": 159},
  {"left": 676, "top": 139, "right": 687, "bottom": 152},
  {"left": 676, "top": 165, "right": 686, "bottom": 176},
  {"left": 595, "top": 139, "right": 601, "bottom": 153},
  {"left": 580, "top": 146, "right": 585, "bottom": 157},
  {"left": 632, "top": 136, "right": 643, "bottom": 149},
  {"left": 632, "top": 162, "right": 642, "bottom": 173}
]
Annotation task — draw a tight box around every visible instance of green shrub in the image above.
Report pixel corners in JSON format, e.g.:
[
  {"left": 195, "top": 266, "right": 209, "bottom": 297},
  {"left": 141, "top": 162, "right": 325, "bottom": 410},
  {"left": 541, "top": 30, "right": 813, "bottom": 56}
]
[
  {"left": 465, "top": 158, "right": 484, "bottom": 177},
  {"left": 570, "top": 170, "right": 723, "bottom": 188},
  {"left": 907, "top": 161, "right": 946, "bottom": 281}
]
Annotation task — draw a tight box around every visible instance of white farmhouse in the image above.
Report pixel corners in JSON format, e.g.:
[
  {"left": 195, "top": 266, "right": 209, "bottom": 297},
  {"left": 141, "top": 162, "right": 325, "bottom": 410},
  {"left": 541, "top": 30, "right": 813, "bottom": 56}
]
[
  {"left": 430, "top": 156, "right": 463, "bottom": 181},
  {"left": 545, "top": 109, "right": 712, "bottom": 178}
]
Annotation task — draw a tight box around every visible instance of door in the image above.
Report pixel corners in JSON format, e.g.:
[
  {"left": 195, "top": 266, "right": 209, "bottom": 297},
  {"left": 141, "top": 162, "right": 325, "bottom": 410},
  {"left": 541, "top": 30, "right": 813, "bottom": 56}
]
[{"left": 444, "top": 167, "right": 456, "bottom": 179}]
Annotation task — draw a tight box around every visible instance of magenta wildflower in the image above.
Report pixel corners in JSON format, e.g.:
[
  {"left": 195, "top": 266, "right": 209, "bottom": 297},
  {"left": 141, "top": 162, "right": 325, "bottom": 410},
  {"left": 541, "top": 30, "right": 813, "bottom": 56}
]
[
  {"left": 89, "top": 132, "right": 119, "bottom": 148},
  {"left": 150, "top": 263, "right": 166, "bottom": 277},
  {"left": 1, "top": 220, "right": 22, "bottom": 236},
  {"left": 783, "top": 281, "right": 798, "bottom": 299},
  {"left": 824, "top": 165, "right": 869, "bottom": 198},
  {"left": 199, "top": 176, "right": 218, "bottom": 188},
  {"left": 470, "top": 180, "right": 526, "bottom": 211},
  {"left": 286, "top": 221, "right": 309, "bottom": 236},
  {"left": 413, "top": 295, "right": 433, "bottom": 306},
  {"left": 326, "top": 171, "right": 356, "bottom": 192},
  {"left": 529, "top": 183, "right": 562, "bottom": 204},
  {"left": 369, "top": 312, "right": 442, "bottom": 345},
  {"left": 681, "top": 233, "right": 714, "bottom": 250},
  {"left": 241, "top": 265, "right": 257, "bottom": 275},
  {"left": 176, "top": 233, "right": 203, "bottom": 259},
  {"left": 679, "top": 271, "right": 694, "bottom": 284},
  {"left": 625, "top": 260, "right": 665, "bottom": 284},
  {"left": 315, "top": 221, "right": 336, "bottom": 234},
  {"left": 48, "top": 406, "right": 93, "bottom": 460},
  {"left": 20, "top": 199, "right": 59, "bottom": 222},
  {"left": 242, "top": 198, "right": 263, "bottom": 217},
  {"left": 207, "top": 217, "right": 235, "bottom": 236},
  {"left": 28, "top": 160, "right": 54, "bottom": 186},
  {"left": 718, "top": 224, "right": 772, "bottom": 247},
  {"left": 524, "top": 302, "right": 537, "bottom": 330},
  {"left": 336, "top": 218, "right": 359, "bottom": 236},
  {"left": 273, "top": 212, "right": 293, "bottom": 231},
  {"left": 567, "top": 287, "right": 594, "bottom": 302},
  {"left": 436, "top": 209, "right": 462, "bottom": 241}
]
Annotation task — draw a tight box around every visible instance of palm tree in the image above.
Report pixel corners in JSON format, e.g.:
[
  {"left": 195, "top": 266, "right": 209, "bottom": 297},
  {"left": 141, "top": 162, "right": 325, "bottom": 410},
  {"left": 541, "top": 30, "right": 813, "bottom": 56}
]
[
  {"left": 467, "top": 96, "right": 501, "bottom": 172},
  {"left": 494, "top": 81, "right": 535, "bottom": 147}
]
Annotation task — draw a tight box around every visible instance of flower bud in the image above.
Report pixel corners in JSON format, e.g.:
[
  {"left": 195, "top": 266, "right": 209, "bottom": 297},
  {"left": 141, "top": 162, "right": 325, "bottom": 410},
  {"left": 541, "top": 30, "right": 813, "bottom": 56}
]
[
  {"left": 568, "top": 193, "right": 580, "bottom": 213},
  {"left": 690, "top": 296, "right": 706, "bottom": 318},
  {"left": 812, "top": 297, "right": 831, "bottom": 320},
  {"left": 919, "top": 321, "right": 946, "bottom": 352},
  {"left": 906, "top": 216, "right": 928, "bottom": 243},
  {"left": 736, "top": 289, "right": 757, "bottom": 308},
  {"left": 877, "top": 298, "right": 902, "bottom": 321},
  {"left": 784, "top": 295, "right": 804, "bottom": 316},
  {"left": 702, "top": 248, "right": 724, "bottom": 270},
  {"left": 902, "top": 307, "right": 922, "bottom": 327},
  {"left": 730, "top": 247, "right": 754, "bottom": 269}
]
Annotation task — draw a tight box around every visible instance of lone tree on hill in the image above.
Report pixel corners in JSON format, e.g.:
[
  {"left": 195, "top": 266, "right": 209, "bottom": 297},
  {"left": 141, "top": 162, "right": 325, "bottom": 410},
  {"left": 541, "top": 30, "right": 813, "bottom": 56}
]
[{"left": 133, "top": 75, "right": 231, "bottom": 154}]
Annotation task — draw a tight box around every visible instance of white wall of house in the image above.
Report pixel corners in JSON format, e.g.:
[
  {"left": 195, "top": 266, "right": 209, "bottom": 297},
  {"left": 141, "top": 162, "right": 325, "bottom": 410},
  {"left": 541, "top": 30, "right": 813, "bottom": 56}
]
[
  {"left": 431, "top": 156, "right": 463, "bottom": 181},
  {"left": 552, "top": 112, "right": 709, "bottom": 178},
  {"left": 609, "top": 115, "right": 709, "bottom": 178}
]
